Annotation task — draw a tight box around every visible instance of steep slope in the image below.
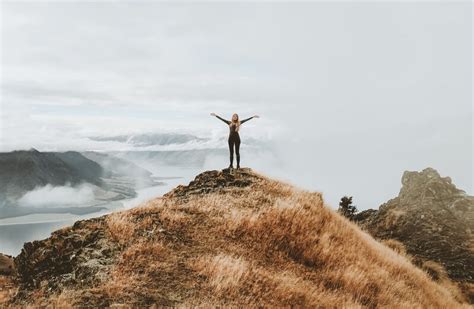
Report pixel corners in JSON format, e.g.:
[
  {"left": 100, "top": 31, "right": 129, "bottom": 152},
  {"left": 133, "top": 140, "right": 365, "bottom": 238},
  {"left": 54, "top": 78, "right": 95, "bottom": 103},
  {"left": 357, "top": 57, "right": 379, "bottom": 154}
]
[
  {"left": 355, "top": 168, "right": 474, "bottom": 302},
  {"left": 0, "top": 149, "right": 104, "bottom": 199},
  {"left": 4, "top": 169, "right": 468, "bottom": 307},
  {"left": 52, "top": 152, "right": 105, "bottom": 186},
  {"left": 82, "top": 151, "right": 152, "bottom": 178}
]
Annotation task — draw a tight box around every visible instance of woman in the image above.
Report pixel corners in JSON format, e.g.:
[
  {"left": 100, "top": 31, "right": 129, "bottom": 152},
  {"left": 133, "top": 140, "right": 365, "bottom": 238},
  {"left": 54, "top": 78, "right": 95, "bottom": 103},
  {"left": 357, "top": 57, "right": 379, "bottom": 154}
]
[{"left": 210, "top": 112, "right": 259, "bottom": 169}]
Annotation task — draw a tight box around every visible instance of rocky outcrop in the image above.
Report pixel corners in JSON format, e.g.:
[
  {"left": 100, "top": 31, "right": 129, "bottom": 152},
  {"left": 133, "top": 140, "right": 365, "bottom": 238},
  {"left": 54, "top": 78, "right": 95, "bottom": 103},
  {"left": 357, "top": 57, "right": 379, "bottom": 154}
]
[
  {"left": 14, "top": 217, "right": 119, "bottom": 295},
  {"left": 355, "top": 167, "right": 474, "bottom": 301},
  {"left": 164, "top": 168, "right": 260, "bottom": 201}
]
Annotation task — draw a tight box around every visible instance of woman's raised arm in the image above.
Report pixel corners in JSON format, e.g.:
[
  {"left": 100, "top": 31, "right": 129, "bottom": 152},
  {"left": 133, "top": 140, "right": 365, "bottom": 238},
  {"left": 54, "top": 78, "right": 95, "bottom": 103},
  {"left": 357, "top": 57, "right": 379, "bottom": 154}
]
[
  {"left": 240, "top": 115, "right": 260, "bottom": 124},
  {"left": 210, "top": 113, "right": 230, "bottom": 125}
]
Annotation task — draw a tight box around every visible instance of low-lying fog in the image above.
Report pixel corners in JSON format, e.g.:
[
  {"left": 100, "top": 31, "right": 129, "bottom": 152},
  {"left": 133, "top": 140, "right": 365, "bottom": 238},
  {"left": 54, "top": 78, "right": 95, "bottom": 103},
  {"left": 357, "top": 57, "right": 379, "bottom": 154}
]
[
  {"left": 17, "top": 184, "right": 95, "bottom": 208},
  {"left": 0, "top": 158, "right": 204, "bottom": 256},
  {"left": 1, "top": 135, "right": 473, "bottom": 256}
]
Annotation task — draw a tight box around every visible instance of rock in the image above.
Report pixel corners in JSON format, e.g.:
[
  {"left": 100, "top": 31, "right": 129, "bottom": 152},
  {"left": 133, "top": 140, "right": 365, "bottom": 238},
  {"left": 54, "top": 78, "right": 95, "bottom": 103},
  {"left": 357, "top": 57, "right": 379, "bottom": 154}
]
[
  {"left": 355, "top": 167, "right": 474, "bottom": 302},
  {"left": 164, "top": 168, "right": 261, "bottom": 201},
  {"left": 14, "top": 216, "right": 119, "bottom": 292}
]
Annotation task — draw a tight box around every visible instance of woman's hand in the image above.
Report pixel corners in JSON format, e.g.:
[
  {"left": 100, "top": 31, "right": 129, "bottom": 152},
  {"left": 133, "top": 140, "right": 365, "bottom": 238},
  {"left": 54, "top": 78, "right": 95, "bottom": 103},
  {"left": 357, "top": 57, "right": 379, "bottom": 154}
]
[
  {"left": 253, "top": 115, "right": 260, "bottom": 118},
  {"left": 210, "top": 112, "right": 216, "bottom": 116}
]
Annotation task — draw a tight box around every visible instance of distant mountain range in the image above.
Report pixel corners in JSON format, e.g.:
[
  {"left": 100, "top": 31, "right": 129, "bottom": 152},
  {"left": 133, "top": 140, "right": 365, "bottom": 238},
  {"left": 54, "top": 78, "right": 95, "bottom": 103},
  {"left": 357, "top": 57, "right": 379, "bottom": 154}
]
[
  {"left": 81, "top": 151, "right": 153, "bottom": 182},
  {"left": 0, "top": 150, "right": 163, "bottom": 218},
  {"left": 0, "top": 149, "right": 104, "bottom": 200}
]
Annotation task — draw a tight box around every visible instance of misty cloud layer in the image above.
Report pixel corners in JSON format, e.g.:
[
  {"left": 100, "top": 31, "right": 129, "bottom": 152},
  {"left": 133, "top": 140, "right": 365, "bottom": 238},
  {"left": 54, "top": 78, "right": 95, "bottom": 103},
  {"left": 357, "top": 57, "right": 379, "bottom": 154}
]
[
  {"left": 17, "top": 184, "right": 95, "bottom": 208},
  {"left": 1, "top": 2, "right": 472, "bottom": 208}
]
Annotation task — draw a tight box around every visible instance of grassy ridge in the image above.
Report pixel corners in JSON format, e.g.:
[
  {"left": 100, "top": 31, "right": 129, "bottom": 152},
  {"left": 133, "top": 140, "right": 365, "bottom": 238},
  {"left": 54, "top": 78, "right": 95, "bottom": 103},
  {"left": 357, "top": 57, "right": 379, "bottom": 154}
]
[{"left": 6, "top": 169, "right": 469, "bottom": 307}]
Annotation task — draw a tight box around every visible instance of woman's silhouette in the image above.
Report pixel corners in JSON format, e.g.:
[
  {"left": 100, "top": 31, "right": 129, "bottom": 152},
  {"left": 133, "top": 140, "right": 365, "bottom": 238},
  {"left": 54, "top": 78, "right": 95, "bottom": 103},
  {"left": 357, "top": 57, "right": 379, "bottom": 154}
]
[{"left": 211, "top": 112, "right": 259, "bottom": 169}]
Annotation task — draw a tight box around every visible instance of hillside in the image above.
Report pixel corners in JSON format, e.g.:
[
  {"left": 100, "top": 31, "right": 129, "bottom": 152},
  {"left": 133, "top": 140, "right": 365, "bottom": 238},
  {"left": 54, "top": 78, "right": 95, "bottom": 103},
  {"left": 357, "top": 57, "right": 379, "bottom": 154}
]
[
  {"left": 1, "top": 169, "right": 469, "bottom": 307},
  {"left": 354, "top": 167, "right": 474, "bottom": 302},
  {"left": 0, "top": 150, "right": 146, "bottom": 221},
  {"left": 0, "top": 149, "right": 104, "bottom": 199}
]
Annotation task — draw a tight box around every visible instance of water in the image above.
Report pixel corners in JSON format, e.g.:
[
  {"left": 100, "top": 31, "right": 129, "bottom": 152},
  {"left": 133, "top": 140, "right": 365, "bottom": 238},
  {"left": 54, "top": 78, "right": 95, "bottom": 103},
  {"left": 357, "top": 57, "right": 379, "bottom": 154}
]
[
  {"left": 0, "top": 221, "right": 74, "bottom": 256},
  {"left": 0, "top": 166, "right": 202, "bottom": 256}
]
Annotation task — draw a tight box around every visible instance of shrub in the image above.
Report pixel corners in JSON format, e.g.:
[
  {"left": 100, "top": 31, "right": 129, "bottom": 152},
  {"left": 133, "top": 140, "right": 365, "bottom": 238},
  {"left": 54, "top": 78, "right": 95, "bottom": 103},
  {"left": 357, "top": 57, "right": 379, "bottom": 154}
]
[{"left": 338, "top": 196, "right": 358, "bottom": 220}]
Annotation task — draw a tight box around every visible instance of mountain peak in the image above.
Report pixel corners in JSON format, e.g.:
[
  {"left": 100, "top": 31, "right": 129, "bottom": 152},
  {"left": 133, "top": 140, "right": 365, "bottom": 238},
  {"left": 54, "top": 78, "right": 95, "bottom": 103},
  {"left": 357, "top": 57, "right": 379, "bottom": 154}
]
[
  {"left": 3, "top": 169, "right": 464, "bottom": 307},
  {"left": 402, "top": 167, "right": 443, "bottom": 186},
  {"left": 356, "top": 168, "right": 474, "bottom": 301},
  {"left": 399, "top": 167, "right": 464, "bottom": 203},
  {"left": 27, "top": 148, "right": 40, "bottom": 153},
  {"left": 164, "top": 168, "right": 261, "bottom": 200}
]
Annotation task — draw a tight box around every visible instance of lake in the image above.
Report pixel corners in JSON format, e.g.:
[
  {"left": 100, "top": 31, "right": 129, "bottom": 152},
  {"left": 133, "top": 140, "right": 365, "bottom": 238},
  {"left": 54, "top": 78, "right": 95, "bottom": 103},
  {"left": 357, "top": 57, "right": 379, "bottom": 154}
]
[{"left": 0, "top": 166, "right": 201, "bottom": 256}]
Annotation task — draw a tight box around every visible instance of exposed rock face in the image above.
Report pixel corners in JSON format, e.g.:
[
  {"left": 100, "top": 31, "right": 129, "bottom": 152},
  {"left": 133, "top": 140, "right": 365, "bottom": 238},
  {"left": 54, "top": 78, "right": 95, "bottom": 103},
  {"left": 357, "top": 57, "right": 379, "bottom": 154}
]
[
  {"left": 14, "top": 217, "right": 119, "bottom": 295},
  {"left": 164, "top": 168, "right": 259, "bottom": 200},
  {"left": 355, "top": 168, "right": 474, "bottom": 301}
]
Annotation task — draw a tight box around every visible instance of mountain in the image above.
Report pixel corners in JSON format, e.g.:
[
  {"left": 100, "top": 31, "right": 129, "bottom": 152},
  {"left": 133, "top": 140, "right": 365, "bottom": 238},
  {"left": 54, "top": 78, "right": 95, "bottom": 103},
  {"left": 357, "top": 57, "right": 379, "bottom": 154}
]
[
  {"left": 0, "top": 150, "right": 143, "bottom": 219},
  {"left": 0, "top": 149, "right": 104, "bottom": 199},
  {"left": 354, "top": 167, "right": 474, "bottom": 302},
  {"left": 82, "top": 151, "right": 152, "bottom": 178},
  {"left": 1, "top": 169, "right": 467, "bottom": 307},
  {"left": 81, "top": 151, "right": 160, "bottom": 189}
]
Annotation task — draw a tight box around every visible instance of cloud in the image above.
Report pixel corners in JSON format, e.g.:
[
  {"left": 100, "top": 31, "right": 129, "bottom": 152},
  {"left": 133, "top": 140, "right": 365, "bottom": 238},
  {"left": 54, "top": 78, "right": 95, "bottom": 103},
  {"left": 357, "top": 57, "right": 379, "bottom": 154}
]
[
  {"left": 1, "top": 2, "right": 472, "bottom": 203},
  {"left": 17, "top": 184, "right": 95, "bottom": 208}
]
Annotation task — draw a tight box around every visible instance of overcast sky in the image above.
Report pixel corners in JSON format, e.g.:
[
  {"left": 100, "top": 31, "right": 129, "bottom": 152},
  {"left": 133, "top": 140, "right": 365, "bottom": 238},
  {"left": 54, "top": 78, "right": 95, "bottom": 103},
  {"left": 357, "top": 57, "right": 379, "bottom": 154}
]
[{"left": 1, "top": 1, "right": 472, "bottom": 208}]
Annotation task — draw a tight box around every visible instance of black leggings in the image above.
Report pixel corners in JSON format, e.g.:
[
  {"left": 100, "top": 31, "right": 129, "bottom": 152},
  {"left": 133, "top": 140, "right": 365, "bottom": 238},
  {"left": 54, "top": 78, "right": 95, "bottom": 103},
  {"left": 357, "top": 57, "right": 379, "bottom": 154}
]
[{"left": 228, "top": 133, "right": 241, "bottom": 167}]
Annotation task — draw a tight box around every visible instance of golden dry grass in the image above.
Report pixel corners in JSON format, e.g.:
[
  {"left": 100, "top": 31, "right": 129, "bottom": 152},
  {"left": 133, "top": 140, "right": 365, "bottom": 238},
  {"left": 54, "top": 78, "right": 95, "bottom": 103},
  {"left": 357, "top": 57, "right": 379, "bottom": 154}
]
[
  {"left": 381, "top": 239, "right": 408, "bottom": 257},
  {"left": 421, "top": 260, "right": 469, "bottom": 304},
  {"left": 5, "top": 170, "right": 470, "bottom": 308},
  {"left": 105, "top": 211, "right": 136, "bottom": 247},
  {"left": 0, "top": 276, "right": 17, "bottom": 306}
]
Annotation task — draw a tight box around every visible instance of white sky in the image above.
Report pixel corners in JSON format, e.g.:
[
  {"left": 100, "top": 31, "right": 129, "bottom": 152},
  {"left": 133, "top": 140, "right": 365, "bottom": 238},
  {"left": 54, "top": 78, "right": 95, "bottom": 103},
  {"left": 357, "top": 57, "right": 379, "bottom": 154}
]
[{"left": 0, "top": 1, "right": 472, "bottom": 209}]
